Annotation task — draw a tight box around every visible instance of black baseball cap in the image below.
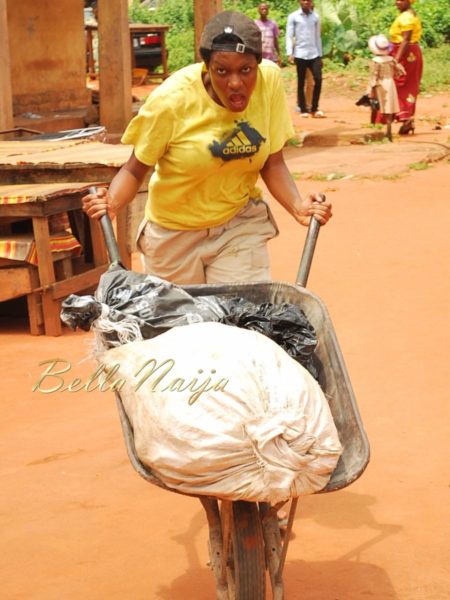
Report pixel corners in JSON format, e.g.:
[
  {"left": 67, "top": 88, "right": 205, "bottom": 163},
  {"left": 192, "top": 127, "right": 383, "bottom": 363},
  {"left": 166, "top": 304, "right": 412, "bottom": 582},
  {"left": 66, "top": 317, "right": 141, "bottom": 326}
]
[{"left": 200, "top": 11, "right": 262, "bottom": 61}]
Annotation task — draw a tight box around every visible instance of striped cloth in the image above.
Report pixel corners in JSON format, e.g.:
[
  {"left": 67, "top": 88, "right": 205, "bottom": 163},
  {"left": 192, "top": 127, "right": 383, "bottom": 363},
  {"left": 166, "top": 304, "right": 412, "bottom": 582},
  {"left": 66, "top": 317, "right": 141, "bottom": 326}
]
[
  {"left": 0, "top": 193, "right": 34, "bottom": 205},
  {"left": 0, "top": 232, "right": 82, "bottom": 265}
]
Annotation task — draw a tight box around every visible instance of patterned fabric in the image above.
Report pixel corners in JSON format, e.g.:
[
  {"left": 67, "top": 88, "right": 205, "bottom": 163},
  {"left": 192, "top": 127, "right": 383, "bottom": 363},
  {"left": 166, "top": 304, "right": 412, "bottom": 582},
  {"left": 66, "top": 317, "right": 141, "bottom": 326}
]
[
  {"left": 0, "top": 232, "right": 82, "bottom": 265},
  {"left": 0, "top": 194, "right": 32, "bottom": 205},
  {"left": 391, "top": 42, "right": 423, "bottom": 120},
  {"left": 0, "top": 184, "right": 88, "bottom": 267}
]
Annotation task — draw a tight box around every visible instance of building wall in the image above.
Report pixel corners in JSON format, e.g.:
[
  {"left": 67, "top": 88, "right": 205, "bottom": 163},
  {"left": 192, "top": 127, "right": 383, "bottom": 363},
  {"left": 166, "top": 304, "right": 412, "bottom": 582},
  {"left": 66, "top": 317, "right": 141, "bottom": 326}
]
[{"left": 7, "top": 0, "right": 89, "bottom": 115}]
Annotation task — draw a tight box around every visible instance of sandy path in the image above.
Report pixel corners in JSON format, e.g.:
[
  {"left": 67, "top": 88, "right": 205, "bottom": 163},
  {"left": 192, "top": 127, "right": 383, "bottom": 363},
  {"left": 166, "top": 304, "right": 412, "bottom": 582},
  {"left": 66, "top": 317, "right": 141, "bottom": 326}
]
[{"left": 1, "top": 88, "right": 449, "bottom": 599}]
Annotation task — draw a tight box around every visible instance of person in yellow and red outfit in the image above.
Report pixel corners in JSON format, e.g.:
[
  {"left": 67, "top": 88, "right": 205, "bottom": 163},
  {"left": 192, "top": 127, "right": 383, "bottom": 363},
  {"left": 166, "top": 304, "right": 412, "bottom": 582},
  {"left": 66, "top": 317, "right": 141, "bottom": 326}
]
[
  {"left": 389, "top": 0, "right": 423, "bottom": 135},
  {"left": 82, "top": 11, "right": 332, "bottom": 285}
]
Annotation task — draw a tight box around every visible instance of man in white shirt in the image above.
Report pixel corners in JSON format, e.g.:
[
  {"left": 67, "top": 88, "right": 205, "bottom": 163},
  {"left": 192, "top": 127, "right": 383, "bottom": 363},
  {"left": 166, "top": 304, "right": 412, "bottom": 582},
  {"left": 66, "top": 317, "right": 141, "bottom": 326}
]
[{"left": 286, "top": 0, "right": 324, "bottom": 118}]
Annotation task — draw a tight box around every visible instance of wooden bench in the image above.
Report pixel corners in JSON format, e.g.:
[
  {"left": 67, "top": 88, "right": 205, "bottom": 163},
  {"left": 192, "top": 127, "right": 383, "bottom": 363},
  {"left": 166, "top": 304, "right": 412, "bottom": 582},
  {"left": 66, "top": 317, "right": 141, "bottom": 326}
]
[
  {"left": 0, "top": 139, "right": 147, "bottom": 269},
  {"left": 0, "top": 182, "right": 109, "bottom": 336},
  {"left": 0, "top": 265, "right": 43, "bottom": 334}
]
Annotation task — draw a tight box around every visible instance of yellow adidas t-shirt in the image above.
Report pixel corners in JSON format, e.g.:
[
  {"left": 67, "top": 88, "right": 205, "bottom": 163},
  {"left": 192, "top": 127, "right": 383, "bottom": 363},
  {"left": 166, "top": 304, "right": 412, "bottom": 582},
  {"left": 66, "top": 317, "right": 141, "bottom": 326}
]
[
  {"left": 389, "top": 10, "right": 422, "bottom": 44},
  {"left": 121, "top": 60, "right": 295, "bottom": 230}
]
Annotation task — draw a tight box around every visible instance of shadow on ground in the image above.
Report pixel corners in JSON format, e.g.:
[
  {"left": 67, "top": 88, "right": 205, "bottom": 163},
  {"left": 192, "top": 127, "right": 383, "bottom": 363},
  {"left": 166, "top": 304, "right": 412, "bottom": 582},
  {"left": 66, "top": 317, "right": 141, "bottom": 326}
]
[{"left": 153, "top": 490, "right": 401, "bottom": 600}]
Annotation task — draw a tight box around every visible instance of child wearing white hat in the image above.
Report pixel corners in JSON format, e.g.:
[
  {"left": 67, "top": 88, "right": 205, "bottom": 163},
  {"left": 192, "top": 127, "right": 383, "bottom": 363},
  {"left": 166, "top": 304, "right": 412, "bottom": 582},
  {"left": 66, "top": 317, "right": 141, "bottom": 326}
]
[{"left": 365, "top": 34, "right": 405, "bottom": 141}]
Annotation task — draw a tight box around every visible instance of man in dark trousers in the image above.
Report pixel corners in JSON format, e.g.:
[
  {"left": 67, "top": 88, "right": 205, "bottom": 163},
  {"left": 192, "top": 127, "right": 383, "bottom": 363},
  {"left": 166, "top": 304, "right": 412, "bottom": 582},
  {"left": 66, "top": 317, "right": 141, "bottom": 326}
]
[{"left": 286, "top": 0, "right": 325, "bottom": 118}]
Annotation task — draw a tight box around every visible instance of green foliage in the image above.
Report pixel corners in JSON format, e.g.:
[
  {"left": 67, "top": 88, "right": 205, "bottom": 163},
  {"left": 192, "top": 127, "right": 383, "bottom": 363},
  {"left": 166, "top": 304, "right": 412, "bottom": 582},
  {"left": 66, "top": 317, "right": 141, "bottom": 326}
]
[
  {"left": 342, "top": 0, "right": 396, "bottom": 48},
  {"left": 223, "top": 0, "right": 293, "bottom": 17},
  {"left": 409, "top": 162, "right": 429, "bottom": 171},
  {"left": 233, "top": 0, "right": 449, "bottom": 55},
  {"left": 313, "top": 0, "right": 359, "bottom": 60},
  {"left": 128, "top": 0, "right": 449, "bottom": 85},
  {"left": 416, "top": 0, "right": 450, "bottom": 46},
  {"left": 348, "top": 0, "right": 450, "bottom": 51},
  {"left": 129, "top": 0, "right": 195, "bottom": 72},
  {"left": 128, "top": 0, "right": 154, "bottom": 24},
  {"left": 420, "top": 44, "right": 450, "bottom": 91}
]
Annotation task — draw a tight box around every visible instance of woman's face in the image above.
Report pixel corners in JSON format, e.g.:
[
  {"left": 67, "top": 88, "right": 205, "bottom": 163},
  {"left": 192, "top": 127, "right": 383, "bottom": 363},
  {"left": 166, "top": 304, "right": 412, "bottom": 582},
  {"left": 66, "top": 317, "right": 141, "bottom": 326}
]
[
  {"left": 395, "top": 0, "right": 410, "bottom": 11},
  {"left": 207, "top": 52, "right": 259, "bottom": 113}
]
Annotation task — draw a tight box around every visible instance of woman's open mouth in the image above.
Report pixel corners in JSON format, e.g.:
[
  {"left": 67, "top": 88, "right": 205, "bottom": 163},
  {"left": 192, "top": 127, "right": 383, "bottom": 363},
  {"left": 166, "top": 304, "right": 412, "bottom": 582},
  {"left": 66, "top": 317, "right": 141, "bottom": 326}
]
[{"left": 228, "top": 93, "right": 247, "bottom": 112}]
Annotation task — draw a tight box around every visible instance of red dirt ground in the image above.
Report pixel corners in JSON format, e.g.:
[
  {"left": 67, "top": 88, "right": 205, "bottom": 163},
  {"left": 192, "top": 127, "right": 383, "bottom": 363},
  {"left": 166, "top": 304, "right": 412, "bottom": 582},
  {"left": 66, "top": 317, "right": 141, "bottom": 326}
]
[{"left": 1, "top": 81, "right": 449, "bottom": 599}]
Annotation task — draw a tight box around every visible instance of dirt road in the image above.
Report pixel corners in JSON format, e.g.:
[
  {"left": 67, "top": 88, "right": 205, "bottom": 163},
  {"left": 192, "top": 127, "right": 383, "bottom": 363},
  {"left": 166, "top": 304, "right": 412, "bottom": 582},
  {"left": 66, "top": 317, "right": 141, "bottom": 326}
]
[{"left": 1, "top": 87, "right": 449, "bottom": 599}]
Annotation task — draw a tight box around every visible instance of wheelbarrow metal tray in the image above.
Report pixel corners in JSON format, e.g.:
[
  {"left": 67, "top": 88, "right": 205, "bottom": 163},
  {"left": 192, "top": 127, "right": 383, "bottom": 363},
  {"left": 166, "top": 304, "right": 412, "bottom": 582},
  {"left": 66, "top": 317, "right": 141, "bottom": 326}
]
[
  {"left": 114, "top": 279, "right": 370, "bottom": 496},
  {"left": 184, "top": 280, "right": 370, "bottom": 493}
]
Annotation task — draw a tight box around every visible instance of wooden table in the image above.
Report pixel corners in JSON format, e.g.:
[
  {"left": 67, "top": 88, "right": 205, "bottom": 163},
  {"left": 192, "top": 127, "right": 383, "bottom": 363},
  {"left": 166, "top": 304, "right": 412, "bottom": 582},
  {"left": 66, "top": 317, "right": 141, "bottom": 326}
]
[
  {"left": 0, "top": 139, "right": 132, "bottom": 185},
  {"left": 0, "top": 182, "right": 109, "bottom": 336},
  {"left": 85, "top": 23, "right": 170, "bottom": 80},
  {"left": 0, "top": 139, "right": 147, "bottom": 269}
]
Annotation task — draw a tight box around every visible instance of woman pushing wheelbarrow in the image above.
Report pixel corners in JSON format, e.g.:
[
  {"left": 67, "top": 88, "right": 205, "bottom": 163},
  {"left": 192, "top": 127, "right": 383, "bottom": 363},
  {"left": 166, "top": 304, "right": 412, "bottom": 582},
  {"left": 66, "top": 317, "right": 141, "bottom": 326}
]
[
  {"left": 82, "top": 10, "right": 332, "bottom": 286},
  {"left": 72, "top": 10, "right": 370, "bottom": 600}
]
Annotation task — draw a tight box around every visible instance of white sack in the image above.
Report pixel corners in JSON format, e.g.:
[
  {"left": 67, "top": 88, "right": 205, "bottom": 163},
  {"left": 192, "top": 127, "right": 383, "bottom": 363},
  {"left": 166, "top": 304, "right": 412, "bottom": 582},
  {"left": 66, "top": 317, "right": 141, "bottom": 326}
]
[{"left": 99, "top": 322, "right": 342, "bottom": 504}]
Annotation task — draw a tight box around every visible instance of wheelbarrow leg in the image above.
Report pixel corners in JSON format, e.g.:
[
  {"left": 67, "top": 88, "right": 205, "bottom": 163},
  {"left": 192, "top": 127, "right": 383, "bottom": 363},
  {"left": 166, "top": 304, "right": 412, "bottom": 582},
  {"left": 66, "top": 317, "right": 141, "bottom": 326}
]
[
  {"left": 276, "top": 499, "right": 298, "bottom": 586},
  {"left": 220, "top": 500, "right": 233, "bottom": 587},
  {"left": 261, "top": 498, "right": 299, "bottom": 599},
  {"left": 260, "top": 502, "right": 285, "bottom": 600},
  {"left": 200, "top": 497, "right": 230, "bottom": 600}
]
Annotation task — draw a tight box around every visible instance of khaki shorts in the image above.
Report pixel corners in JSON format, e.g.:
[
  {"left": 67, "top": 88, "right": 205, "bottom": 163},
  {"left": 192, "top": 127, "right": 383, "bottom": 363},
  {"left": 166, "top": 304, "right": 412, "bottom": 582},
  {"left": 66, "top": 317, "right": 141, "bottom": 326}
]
[{"left": 136, "top": 200, "right": 279, "bottom": 285}]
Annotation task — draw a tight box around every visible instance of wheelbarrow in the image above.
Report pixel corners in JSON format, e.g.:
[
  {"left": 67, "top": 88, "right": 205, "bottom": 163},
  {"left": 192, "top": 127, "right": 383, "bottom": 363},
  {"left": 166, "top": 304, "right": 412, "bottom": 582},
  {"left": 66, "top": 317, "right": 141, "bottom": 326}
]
[{"left": 95, "top": 203, "right": 370, "bottom": 600}]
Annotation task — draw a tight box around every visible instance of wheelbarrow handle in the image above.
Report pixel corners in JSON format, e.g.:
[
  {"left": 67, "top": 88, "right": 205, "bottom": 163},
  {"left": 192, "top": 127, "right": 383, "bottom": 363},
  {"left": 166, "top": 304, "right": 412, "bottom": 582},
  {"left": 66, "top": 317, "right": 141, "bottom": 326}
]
[
  {"left": 88, "top": 186, "right": 122, "bottom": 265},
  {"left": 295, "top": 215, "right": 321, "bottom": 288}
]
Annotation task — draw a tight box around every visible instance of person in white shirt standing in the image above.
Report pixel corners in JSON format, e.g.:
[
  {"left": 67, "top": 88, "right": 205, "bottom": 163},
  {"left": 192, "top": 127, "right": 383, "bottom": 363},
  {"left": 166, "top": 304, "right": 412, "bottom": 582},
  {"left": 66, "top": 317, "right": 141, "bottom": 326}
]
[{"left": 286, "top": 0, "right": 325, "bottom": 118}]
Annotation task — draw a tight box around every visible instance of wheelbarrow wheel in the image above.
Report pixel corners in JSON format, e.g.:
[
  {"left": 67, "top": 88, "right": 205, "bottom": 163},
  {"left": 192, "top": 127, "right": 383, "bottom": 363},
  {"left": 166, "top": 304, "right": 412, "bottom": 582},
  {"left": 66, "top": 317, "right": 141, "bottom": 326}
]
[{"left": 227, "top": 501, "right": 266, "bottom": 600}]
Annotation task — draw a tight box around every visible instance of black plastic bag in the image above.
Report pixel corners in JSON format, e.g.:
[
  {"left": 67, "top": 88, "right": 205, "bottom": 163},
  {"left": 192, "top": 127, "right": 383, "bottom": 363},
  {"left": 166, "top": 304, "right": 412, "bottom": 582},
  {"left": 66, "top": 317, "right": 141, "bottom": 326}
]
[
  {"left": 61, "top": 266, "right": 319, "bottom": 377},
  {"left": 217, "top": 297, "right": 319, "bottom": 378},
  {"left": 61, "top": 265, "right": 226, "bottom": 344}
]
